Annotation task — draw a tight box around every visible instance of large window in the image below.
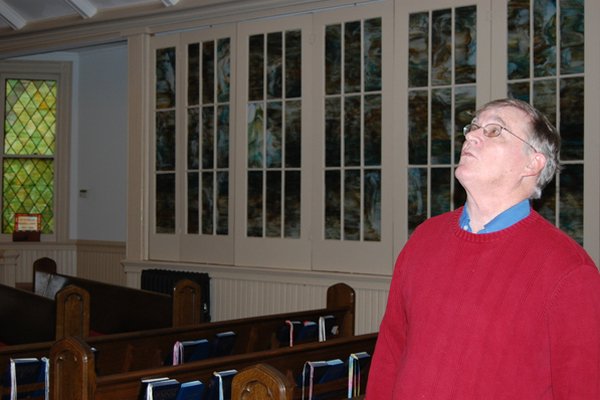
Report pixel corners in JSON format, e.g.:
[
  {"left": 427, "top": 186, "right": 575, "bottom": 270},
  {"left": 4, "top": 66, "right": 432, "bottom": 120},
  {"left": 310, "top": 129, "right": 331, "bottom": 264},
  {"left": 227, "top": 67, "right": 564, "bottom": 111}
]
[{"left": 0, "top": 61, "right": 71, "bottom": 242}]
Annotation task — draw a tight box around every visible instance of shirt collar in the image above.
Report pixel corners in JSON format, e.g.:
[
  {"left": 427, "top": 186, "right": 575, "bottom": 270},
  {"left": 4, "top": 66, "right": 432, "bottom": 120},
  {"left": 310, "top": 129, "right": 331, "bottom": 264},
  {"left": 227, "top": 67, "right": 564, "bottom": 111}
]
[{"left": 459, "top": 199, "right": 531, "bottom": 234}]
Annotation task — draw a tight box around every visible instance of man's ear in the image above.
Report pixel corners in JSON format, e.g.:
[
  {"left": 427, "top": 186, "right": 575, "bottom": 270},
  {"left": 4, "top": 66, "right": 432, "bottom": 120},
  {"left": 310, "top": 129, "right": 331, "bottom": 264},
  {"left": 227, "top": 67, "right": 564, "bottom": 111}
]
[{"left": 524, "top": 152, "right": 546, "bottom": 177}]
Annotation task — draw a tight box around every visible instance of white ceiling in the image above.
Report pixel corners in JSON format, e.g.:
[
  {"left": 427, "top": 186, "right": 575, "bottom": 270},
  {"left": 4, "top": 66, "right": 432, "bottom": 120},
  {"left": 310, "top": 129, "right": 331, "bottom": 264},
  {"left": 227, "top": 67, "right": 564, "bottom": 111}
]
[{"left": 0, "top": 0, "right": 173, "bottom": 30}]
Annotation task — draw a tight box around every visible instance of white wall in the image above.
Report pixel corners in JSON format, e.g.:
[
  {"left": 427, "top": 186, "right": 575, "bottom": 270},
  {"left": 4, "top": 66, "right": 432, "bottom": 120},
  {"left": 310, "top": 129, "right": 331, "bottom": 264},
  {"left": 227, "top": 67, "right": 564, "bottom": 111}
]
[{"left": 76, "top": 44, "right": 128, "bottom": 242}]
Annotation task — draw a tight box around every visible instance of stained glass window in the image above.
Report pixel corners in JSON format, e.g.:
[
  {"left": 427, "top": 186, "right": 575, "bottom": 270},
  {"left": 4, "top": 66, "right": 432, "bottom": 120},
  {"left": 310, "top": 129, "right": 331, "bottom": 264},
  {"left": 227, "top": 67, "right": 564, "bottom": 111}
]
[
  {"left": 3, "top": 78, "right": 56, "bottom": 234},
  {"left": 507, "top": 0, "right": 585, "bottom": 244},
  {"left": 324, "top": 18, "right": 383, "bottom": 242},
  {"left": 407, "top": 6, "right": 476, "bottom": 235},
  {"left": 247, "top": 30, "right": 302, "bottom": 238}
]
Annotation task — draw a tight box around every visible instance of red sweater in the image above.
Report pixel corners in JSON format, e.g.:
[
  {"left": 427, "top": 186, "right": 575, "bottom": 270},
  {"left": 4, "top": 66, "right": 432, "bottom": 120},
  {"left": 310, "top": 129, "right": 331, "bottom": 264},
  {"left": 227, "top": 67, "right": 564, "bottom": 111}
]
[{"left": 366, "top": 209, "right": 600, "bottom": 399}]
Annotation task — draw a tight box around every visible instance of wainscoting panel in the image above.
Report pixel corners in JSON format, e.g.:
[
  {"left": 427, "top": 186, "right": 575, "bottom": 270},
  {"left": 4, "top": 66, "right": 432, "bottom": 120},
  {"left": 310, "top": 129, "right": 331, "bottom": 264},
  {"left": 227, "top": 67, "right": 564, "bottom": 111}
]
[{"left": 76, "top": 241, "right": 127, "bottom": 286}]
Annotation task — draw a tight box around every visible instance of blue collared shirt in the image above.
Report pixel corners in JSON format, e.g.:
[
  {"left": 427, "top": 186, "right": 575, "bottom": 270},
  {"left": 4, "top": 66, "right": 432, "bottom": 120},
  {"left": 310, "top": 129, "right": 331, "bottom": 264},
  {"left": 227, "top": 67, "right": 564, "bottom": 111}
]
[{"left": 459, "top": 199, "right": 531, "bottom": 234}]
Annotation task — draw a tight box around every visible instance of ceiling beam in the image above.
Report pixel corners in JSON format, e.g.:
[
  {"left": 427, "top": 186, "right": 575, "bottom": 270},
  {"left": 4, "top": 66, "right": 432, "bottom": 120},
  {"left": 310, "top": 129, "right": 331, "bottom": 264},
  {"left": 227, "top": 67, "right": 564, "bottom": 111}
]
[
  {"left": 0, "top": 0, "right": 26, "bottom": 30},
  {"left": 64, "top": 0, "right": 97, "bottom": 19}
]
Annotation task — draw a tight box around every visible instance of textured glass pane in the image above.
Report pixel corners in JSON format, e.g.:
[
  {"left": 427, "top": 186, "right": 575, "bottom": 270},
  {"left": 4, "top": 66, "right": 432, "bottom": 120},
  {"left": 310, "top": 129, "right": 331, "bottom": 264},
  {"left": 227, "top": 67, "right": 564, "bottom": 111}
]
[
  {"left": 2, "top": 158, "right": 54, "bottom": 234},
  {"left": 507, "top": 81, "right": 531, "bottom": 101},
  {"left": 344, "top": 169, "right": 361, "bottom": 240},
  {"left": 345, "top": 21, "right": 362, "bottom": 93},
  {"left": 454, "top": 86, "right": 476, "bottom": 164},
  {"left": 202, "top": 172, "right": 214, "bottom": 234},
  {"left": 325, "top": 170, "right": 341, "bottom": 239},
  {"left": 431, "top": 167, "right": 451, "bottom": 217},
  {"left": 431, "top": 88, "right": 452, "bottom": 164},
  {"left": 188, "top": 43, "right": 200, "bottom": 106},
  {"left": 202, "top": 41, "right": 215, "bottom": 104},
  {"left": 533, "top": 79, "right": 557, "bottom": 126},
  {"left": 266, "top": 102, "right": 283, "bottom": 168},
  {"left": 507, "top": 0, "right": 531, "bottom": 80},
  {"left": 216, "top": 171, "right": 229, "bottom": 235},
  {"left": 409, "top": 12, "right": 429, "bottom": 88},
  {"left": 188, "top": 108, "right": 199, "bottom": 169},
  {"left": 344, "top": 96, "right": 361, "bottom": 167},
  {"left": 217, "top": 38, "right": 231, "bottom": 103},
  {"left": 248, "top": 103, "right": 264, "bottom": 168},
  {"left": 364, "top": 169, "right": 381, "bottom": 241},
  {"left": 364, "top": 18, "right": 382, "bottom": 92},
  {"left": 560, "top": 0, "right": 584, "bottom": 75},
  {"left": 266, "top": 170, "right": 282, "bottom": 237},
  {"left": 156, "top": 173, "right": 175, "bottom": 233},
  {"left": 408, "top": 90, "right": 428, "bottom": 165},
  {"left": 267, "top": 32, "right": 283, "bottom": 99},
  {"left": 408, "top": 168, "right": 427, "bottom": 235},
  {"left": 431, "top": 9, "right": 452, "bottom": 86},
  {"left": 187, "top": 172, "right": 199, "bottom": 234},
  {"left": 455, "top": 6, "right": 477, "bottom": 84},
  {"left": 4, "top": 79, "right": 56, "bottom": 156},
  {"left": 560, "top": 164, "right": 583, "bottom": 245},
  {"left": 249, "top": 34, "right": 265, "bottom": 101},
  {"left": 286, "top": 30, "right": 302, "bottom": 98},
  {"left": 325, "top": 98, "right": 341, "bottom": 167},
  {"left": 560, "top": 77, "right": 583, "bottom": 160},
  {"left": 247, "top": 171, "right": 263, "bottom": 237},
  {"left": 325, "top": 24, "right": 342, "bottom": 95},
  {"left": 532, "top": 174, "right": 556, "bottom": 224},
  {"left": 156, "top": 111, "right": 176, "bottom": 171},
  {"left": 285, "top": 100, "right": 301, "bottom": 168},
  {"left": 217, "top": 105, "right": 230, "bottom": 169},
  {"left": 284, "top": 170, "right": 301, "bottom": 238},
  {"left": 156, "top": 47, "right": 176, "bottom": 109},
  {"left": 534, "top": 0, "right": 557, "bottom": 77},
  {"left": 364, "top": 94, "right": 382, "bottom": 166},
  {"left": 202, "top": 106, "right": 215, "bottom": 169}
]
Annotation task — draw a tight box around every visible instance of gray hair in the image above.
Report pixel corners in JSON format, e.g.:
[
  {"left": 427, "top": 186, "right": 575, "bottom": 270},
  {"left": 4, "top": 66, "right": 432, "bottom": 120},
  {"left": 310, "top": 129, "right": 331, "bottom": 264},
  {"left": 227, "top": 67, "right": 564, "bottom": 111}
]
[{"left": 474, "top": 98, "right": 561, "bottom": 199}]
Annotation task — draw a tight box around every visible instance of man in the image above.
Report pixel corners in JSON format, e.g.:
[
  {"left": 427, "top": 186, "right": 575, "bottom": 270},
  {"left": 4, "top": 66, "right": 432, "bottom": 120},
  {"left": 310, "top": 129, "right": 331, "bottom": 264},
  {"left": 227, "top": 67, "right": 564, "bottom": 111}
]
[{"left": 366, "top": 99, "right": 600, "bottom": 399}]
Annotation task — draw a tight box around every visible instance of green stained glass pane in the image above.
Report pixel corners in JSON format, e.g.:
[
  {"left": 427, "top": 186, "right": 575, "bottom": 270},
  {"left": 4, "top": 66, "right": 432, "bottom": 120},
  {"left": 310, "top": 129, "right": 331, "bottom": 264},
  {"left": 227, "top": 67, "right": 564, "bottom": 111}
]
[
  {"left": 409, "top": 12, "right": 429, "bottom": 88},
  {"left": 217, "top": 38, "right": 231, "bottom": 103},
  {"left": 364, "top": 94, "right": 382, "bottom": 166},
  {"left": 408, "top": 90, "right": 428, "bottom": 165},
  {"left": 344, "top": 96, "right": 361, "bottom": 167},
  {"left": 156, "top": 47, "right": 176, "bottom": 109},
  {"left": 248, "top": 103, "right": 264, "bottom": 168},
  {"left": 408, "top": 167, "right": 427, "bottom": 235},
  {"left": 156, "top": 111, "right": 176, "bottom": 171},
  {"left": 202, "top": 106, "right": 215, "bottom": 169},
  {"left": 2, "top": 158, "right": 54, "bottom": 233},
  {"left": 266, "top": 102, "right": 282, "bottom": 168},
  {"left": 267, "top": 32, "right": 283, "bottom": 99},
  {"left": 285, "top": 30, "right": 302, "bottom": 98},
  {"left": 560, "top": 77, "right": 583, "bottom": 161},
  {"left": 363, "top": 169, "right": 381, "bottom": 241},
  {"left": 344, "top": 169, "right": 360, "bottom": 240},
  {"left": 325, "top": 170, "right": 341, "bottom": 239},
  {"left": 431, "top": 88, "right": 452, "bottom": 165},
  {"left": 248, "top": 35, "right": 265, "bottom": 101},
  {"left": 534, "top": 0, "right": 557, "bottom": 77},
  {"left": 202, "top": 41, "right": 215, "bottom": 104},
  {"left": 325, "top": 98, "right": 341, "bottom": 167},
  {"left": 533, "top": 79, "right": 557, "bottom": 126},
  {"left": 560, "top": 0, "right": 584, "bottom": 75},
  {"left": 345, "top": 21, "right": 362, "bottom": 93},
  {"left": 325, "top": 24, "right": 342, "bottom": 95},
  {"left": 285, "top": 100, "right": 301, "bottom": 168},
  {"left": 5, "top": 79, "right": 56, "bottom": 156},
  {"left": 217, "top": 105, "right": 230, "bottom": 169},
  {"left": 508, "top": 81, "right": 531, "bottom": 102},
  {"left": 560, "top": 164, "right": 583, "bottom": 245},
  {"left": 284, "top": 170, "right": 301, "bottom": 238},
  {"left": 507, "top": 0, "right": 530, "bottom": 80},
  {"left": 431, "top": 9, "right": 452, "bottom": 86},
  {"left": 455, "top": 6, "right": 477, "bottom": 84},
  {"left": 364, "top": 18, "right": 382, "bottom": 92}
]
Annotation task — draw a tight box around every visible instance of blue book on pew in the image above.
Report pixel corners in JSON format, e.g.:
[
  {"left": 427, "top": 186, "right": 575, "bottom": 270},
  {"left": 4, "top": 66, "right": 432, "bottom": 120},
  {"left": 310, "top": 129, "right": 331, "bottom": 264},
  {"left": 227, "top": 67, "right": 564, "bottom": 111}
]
[
  {"left": 29, "top": 357, "right": 49, "bottom": 398},
  {"left": 175, "top": 380, "right": 205, "bottom": 400},
  {"left": 1, "top": 358, "right": 42, "bottom": 400},
  {"left": 165, "top": 340, "right": 211, "bottom": 365},
  {"left": 296, "top": 321, "right": 318, "bottom": 341},
  {"left": 318, "top": 359, "right": 345, "bottom": 383},
  {"left": 296, "top": 361, "right": 330, "bottom": 387},
  {"left": 203, "top": 370, "right": 237, "bottom": 400},
  {"left": 148, "top": 378, "right": 180, "bottom": 400},
  {"left": 208, "top": 332, "right": 237, "bottom": 358},
  {"left": 276, "top": 321, "right": 302, "bottom": 343},
  {"left": 138, "top": 377, "right": 170, "bottom": 400}
]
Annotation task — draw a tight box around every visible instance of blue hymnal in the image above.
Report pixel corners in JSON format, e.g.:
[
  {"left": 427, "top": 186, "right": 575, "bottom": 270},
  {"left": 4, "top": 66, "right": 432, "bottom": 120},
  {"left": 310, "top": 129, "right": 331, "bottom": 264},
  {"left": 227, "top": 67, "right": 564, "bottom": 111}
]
[
  {"left": 1, "top": 358, "right": 42, "bottom": 400},
  {"left": 175, "top": 380, "right": 205, "bottom": 400},
  {"left": 318, "top": 359, "right": 345, "bottom": 383},
  {"left": 276, "top": 321, "right": 302, "bottom": 343},
  {"left": 208, "top": 332, "right": 237, "bottom": 358},
  {"left": 203, "top": 370, "right": 237, "bottom": 400},
  {"left": 148, "top": 378, "right": 180, "bottom": 400},
  {"left": 296, "top": 321, "right": 318, "bottom": 341}
]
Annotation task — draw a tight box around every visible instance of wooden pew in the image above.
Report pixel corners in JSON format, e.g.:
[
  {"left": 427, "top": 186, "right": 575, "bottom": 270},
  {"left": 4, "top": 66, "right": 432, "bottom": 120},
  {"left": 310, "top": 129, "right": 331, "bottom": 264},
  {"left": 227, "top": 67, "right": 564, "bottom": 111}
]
[
  {"left": 0, "top": 283, "right": 355, "bottom": 396},
  {"left": 0, "top": 283, "right": 90, "bottom": 345},
  {"left": 46, "top": 332, "right": 377, "bottom": 400},
  {"left": 32, "top": 257, "right": 205, "bottom": 334},
  {"left": 231, "top": 363, "right": 369, "bottom": 400}
]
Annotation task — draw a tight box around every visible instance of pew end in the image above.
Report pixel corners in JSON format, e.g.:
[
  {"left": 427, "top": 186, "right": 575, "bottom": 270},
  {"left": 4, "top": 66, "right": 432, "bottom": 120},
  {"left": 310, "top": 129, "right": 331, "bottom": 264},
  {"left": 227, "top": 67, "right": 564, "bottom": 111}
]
[
  {"left": 232, "top": 363, "right": 294, "bottom": 400},
  {"left": 49, "top": 336, "right": 96, "bottom": 400}
]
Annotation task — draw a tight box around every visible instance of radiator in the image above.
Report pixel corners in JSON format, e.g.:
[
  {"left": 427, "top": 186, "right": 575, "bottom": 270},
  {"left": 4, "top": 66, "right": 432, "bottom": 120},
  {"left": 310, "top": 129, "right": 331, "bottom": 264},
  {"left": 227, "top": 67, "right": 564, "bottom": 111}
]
[{"left": 141, "top": 269, "right": 211, "bottom": 322}]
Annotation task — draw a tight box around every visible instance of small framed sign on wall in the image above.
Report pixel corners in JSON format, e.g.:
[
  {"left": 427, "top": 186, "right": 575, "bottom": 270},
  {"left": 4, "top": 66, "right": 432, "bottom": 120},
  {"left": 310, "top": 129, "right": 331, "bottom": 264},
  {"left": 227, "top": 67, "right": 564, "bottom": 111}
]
[{"left": 13, "top": 214, "right": 41, "bottom": 241}]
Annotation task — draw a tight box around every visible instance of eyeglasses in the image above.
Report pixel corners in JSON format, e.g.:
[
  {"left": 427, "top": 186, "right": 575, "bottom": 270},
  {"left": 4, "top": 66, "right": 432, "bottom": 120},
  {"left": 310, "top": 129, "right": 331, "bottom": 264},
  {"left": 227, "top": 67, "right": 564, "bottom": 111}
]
[{"left": 463, "top": 123, "right": 537, "bottom": 153}]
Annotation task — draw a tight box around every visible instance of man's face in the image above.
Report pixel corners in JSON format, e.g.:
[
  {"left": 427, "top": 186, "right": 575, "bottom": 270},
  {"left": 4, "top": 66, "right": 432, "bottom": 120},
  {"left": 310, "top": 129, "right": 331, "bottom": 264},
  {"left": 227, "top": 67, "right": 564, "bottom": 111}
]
[{"left": 455, "top": 106, "right": 534, "bottom": 195}]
